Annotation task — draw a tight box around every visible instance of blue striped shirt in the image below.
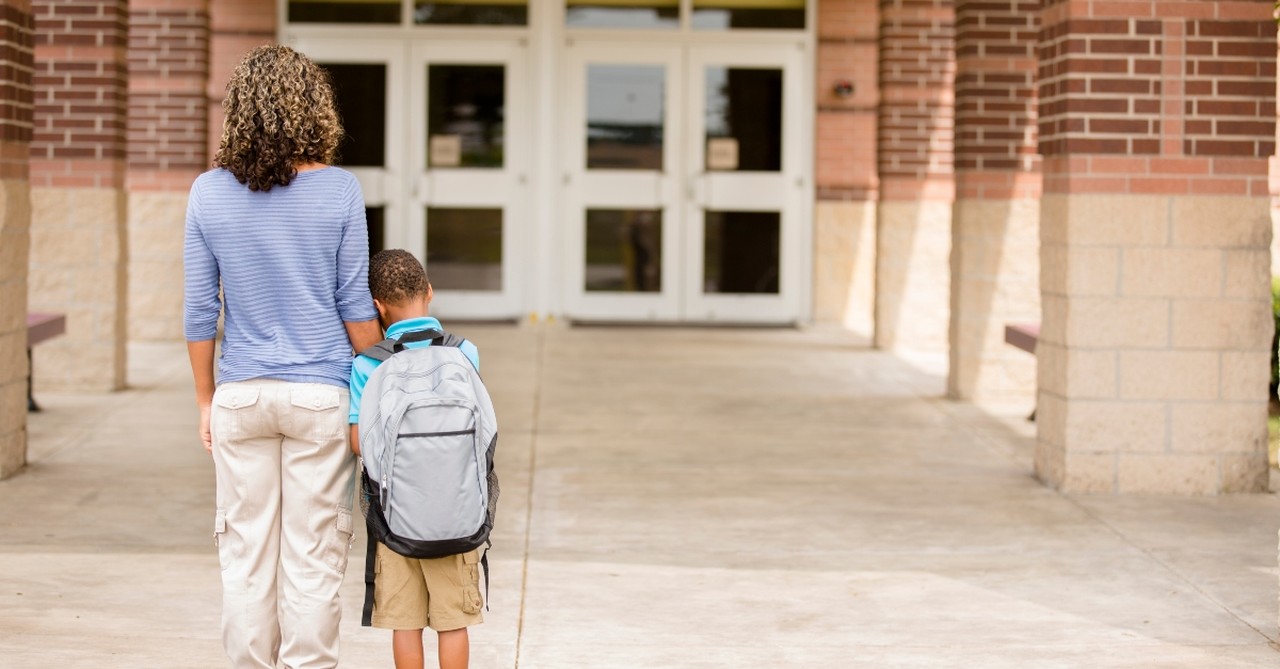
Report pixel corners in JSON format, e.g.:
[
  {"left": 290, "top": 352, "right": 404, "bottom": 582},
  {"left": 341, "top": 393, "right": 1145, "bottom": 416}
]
[{"left": 183, "top": 167, "right": 377, "bottom": 388}]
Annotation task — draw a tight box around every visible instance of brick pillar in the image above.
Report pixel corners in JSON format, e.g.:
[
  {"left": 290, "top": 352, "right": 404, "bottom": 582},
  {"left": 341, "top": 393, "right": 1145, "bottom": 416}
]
[
  {"left": 813, "top": 0, "right": 879, "bottom": 337},
  {"left": 1036, "top": 1, "right": 1276, "bottom": 494},
  {"left": 0, "top": 0, "right": 34, "bottom": 479},
  {"left": 29, "top": 0, "right": 128, "bottom": 392},
  {"left": 127, "top": 0, "right": 208, "bottom": 341},
  {"left": 948, "top": 0, "right": 1041, "bottom": 400},
  {"left": 875, "top": 0, "right": 955, "bottom": 352},
  {"left": 207, "top": 0, "right": 274, "bottom": 165}
]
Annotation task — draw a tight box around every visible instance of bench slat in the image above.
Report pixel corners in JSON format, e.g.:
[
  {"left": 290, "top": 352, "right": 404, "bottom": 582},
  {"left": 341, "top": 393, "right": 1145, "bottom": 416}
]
[
  {"left": 26, "top": 312, "right": 66, "bottom": 346},
  {"left": 1004, "top": 323, "right": 1040, "bottom": 354}
]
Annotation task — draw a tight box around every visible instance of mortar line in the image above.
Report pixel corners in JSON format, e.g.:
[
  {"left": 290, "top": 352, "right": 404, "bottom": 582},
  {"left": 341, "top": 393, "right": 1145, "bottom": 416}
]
[{"left": 512, "top": 327, "right": 545, "bottom": 669}]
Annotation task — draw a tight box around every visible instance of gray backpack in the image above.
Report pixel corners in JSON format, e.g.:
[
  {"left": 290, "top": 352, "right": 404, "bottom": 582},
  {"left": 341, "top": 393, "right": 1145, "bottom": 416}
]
[{"left": 356, "top": 328, "right": 498, "bottom": 626}]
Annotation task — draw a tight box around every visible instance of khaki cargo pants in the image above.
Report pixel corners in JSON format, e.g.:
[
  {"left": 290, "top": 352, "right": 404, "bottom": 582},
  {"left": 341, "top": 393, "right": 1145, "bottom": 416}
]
[{"left": 211, "top": 379, "right": 357, "bottom": 669}]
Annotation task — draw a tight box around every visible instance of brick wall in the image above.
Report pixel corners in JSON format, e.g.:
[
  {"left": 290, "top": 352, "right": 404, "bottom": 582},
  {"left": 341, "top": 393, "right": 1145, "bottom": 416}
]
[
  {"left": 207, "top": 0, "right": 275, "bottom": 162},
  {"left": 0, "top": 0, "right": 34, "bottom": 479},
  {"left": 878, "top": 0, "right": 954, "bottom": 201},
  {"left": 954, "top": 0, "right": 1039, "bottom": 199},
  {"left": 128, "top": 0, "right": 208, "bottom": 190},
  {"left": 31, "top": 0, "right": 127, "bottom": 189},
  {"left": 817, "top": 0, "right": 879, "bottom": 201},
  {"left": 1038, "top": 2, "right": 1274, "bottom": 196}
]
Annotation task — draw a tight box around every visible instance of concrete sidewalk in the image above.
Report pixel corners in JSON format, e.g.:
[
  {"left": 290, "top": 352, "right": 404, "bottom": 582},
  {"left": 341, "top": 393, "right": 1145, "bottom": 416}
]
[{"left": 1, "top": 326, "right": 1278, "bottom": 668}]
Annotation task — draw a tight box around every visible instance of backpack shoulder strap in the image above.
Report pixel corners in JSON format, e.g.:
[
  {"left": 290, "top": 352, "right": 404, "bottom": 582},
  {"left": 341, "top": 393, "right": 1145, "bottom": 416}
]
[{"left": 358, "top": 337, "right": 399, "bottom": 363}]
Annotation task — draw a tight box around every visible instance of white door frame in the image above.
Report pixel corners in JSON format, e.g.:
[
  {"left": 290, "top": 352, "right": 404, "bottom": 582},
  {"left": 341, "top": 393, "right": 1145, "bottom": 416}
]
[{"left": 409, "top": 39, "right": 530, "bottom": 320}]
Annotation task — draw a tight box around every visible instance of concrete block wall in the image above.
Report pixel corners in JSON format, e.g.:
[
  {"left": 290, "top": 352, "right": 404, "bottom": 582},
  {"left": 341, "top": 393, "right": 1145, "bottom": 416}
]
[
  {"left": 813, "top": 0, "right": 878, "bottom": 337},
  {"left": 948, "top": 0, "right": 1042, "bottom": 401},
  {"left": 0, "top": 0, "right": 33, "bottom": 480},
  {"left": 1035, "top": 0, "right": 1276, "bottom": 494},
  {"left": 127, "top": 0, "right": 208, "bottom": 341},
  {"left": 875, "top": 0, "right": 954, "bottom": 353},
  {"left": 28, "top": 0, "right": 128, "bottom": 392}
]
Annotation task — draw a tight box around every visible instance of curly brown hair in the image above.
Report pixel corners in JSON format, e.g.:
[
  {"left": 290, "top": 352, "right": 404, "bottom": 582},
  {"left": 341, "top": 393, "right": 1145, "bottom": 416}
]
[
  {"left": 214, "top": 45, "right": 343, "bottom": 192},
  {"left": 370, "top": 249, "right": 431, "bottom": 306}
]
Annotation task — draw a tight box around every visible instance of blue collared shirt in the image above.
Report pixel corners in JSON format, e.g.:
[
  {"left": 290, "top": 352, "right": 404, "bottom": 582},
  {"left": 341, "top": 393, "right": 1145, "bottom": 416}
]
[{"left": 348, "top": 316, "right": 481, "bottom": 424}]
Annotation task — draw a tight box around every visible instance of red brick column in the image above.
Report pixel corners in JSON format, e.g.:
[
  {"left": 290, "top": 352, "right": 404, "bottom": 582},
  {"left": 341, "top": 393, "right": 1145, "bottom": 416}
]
[
  {"left": 813, "top": 0, "right": 879, "bottom": 337},
  {"left": 127, "top": 0, "right": 208, "bottom": 341},
  {"left": 1036, "top": 0, "right": 1276, "bottom": 494},
  {"left": 0, "top": 0, "right": 34, "bottom": 478},
  {"left": 875, "top": 0, "right": 955, "bottom": 352},
  {"left": 207, "top": 0, "right": 274, "bottom": 164},
  {"left": 948, "top": 0, "right": 1041, "bottom": 400},
  {"left": 28, "top": 0, "right": 129, "bottom": 391}
]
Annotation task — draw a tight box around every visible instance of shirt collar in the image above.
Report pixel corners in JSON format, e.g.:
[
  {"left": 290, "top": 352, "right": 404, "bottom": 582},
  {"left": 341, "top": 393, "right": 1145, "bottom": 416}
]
[{"left": 386, "top": 316, "right": 442, "bottom": 340}]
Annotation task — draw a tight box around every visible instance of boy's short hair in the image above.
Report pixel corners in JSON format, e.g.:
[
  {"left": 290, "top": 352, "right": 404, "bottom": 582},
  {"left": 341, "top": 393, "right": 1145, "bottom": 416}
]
[{"left": 369, "top": 249, "right": 430, "bottom": 305}]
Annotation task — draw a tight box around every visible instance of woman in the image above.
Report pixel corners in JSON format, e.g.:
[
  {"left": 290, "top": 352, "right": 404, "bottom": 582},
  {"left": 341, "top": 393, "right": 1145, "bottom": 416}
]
[{"left": 184, "top": 45, "right": 381, "bottom": 668}]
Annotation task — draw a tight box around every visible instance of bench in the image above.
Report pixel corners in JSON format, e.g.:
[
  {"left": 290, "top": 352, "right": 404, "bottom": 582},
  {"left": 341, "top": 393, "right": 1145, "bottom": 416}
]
[
  {"left": 26, "top": 312, "right": 66, "bottom": 412},
  {"left": 1004, "top": 323, "right": 1040, "bottom": 355},
  {"left": 1004, "top": 323, "right": 1040, "bottom": 421}
]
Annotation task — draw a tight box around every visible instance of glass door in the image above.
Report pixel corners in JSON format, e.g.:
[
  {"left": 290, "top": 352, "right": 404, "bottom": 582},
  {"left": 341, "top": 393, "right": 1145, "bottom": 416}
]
[
  {"left": 562, "top": 42, "right": 684, "bottom": 321},
  {"left": 683, "top": 44, "right": 805, "bottom": 323},
  {"left": 288, "top": 37, "right": 406, "bottom": 257},
  {"left": 410, "top": 40, "right": 528, "bottom": 320},
  {"left": 561, "top": 41, "right": 804, "bottom": 323}
]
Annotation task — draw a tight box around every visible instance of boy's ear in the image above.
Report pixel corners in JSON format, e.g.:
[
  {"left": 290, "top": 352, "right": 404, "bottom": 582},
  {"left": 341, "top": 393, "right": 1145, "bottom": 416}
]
[
  {"left": 372, "top": 298, "right": 388, "bottom": 322},
  {"left": 425, "top": 283, "right": 434, "bottom": 306}
]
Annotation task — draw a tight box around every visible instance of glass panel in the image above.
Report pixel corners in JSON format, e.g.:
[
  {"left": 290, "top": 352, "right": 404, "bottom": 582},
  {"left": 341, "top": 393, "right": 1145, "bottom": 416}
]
[
  {"left": 428, "top": 65, "right": 505, "bottom": 169},
  {"left": 288, "top": 0, "right": 402, "bottom": 24},
  {"left": 586, "top": 65, "right": 664, "bottom": 171},
  {"left": 415, "top": 0, "right": 527, "bottom": 25},
  {"left": 703, "top": 211, "right": 779, "bottom": 294},
  {"left": 366, "top": 207, "right": 385, "bottom": 256},
  {"left": 322, "top": 64, "right": 386, "bottom": 167},
  {"left": 692, "top": 0, "right": 805, "bottom": 30},
  {"left": 426, "top": 208, "right": 503, "bottom": 291},
  {"left": 566, "top": 0, "right": 678, "bottom": 29},
  {"left": 585, "top": 209, "right": 662, "bottom": 292},
  {"left": 705, "top": 67, "right": 782, "bottom": 172}
]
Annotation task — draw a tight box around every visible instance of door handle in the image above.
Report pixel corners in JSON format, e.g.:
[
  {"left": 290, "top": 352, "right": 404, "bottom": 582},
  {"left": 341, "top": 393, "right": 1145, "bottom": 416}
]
[
  {"left": 414, "top": 173, "right": 432, "bottom": 204},
  {"left": 687, "top": 174, "right": 708, "bottom": 207}
]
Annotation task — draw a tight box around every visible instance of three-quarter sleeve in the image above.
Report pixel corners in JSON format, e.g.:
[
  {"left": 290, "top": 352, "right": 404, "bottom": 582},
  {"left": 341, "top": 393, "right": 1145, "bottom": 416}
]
[
  {"left": 183, "top": 182, "right": 222, "bottom": 341},
  {"left": 335, "top": 180, "right": 377, "bottom": 323}
]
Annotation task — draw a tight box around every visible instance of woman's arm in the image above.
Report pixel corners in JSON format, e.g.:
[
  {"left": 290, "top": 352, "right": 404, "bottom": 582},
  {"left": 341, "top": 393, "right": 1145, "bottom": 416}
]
[
  {"left": 345, "top": 319, "right": 382, "bottom": 354},
  {"left": 187, "top": 339, "right": 216, "bottom": 453}
]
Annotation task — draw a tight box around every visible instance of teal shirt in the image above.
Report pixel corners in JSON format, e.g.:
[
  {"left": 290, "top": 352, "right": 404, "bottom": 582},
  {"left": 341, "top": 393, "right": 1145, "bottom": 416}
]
[{"left": 348, "top": 316, "right": 481, "bottom": 424}]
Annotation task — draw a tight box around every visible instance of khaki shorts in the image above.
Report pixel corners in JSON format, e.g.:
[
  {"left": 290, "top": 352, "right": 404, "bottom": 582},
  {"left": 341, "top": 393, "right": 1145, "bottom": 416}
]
[{"left": 370, "top": 543, "right": 485, "bottom": 632}]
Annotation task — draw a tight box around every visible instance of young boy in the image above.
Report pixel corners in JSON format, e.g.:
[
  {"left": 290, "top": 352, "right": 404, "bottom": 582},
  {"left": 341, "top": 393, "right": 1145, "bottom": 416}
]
[{"left": 349, "top": 249, "right": 483, "bottom": 669}]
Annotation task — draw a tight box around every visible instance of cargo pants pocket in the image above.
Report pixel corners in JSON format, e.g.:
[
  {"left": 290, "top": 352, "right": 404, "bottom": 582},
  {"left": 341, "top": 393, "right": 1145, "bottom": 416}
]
[
  {"left": 324, "top": 506, "right": 355, "bottom": 573},
  {"left": 460, "top": 550, "right": 483, "bottom": 615}
]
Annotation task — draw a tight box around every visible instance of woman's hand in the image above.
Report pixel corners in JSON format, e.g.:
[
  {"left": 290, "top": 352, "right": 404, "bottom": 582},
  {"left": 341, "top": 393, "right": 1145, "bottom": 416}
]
[{"left": 199, "top": 403, "right": 213, "bottom": 454}]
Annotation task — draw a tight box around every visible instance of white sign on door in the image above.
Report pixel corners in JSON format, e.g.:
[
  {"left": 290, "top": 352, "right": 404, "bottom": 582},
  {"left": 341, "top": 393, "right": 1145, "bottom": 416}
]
[
  {"left": 430, "top": 135, "right": 462, "bottom": 167},
  {"left": 707, "top": 137, "right": 739, "bottom": 171}
]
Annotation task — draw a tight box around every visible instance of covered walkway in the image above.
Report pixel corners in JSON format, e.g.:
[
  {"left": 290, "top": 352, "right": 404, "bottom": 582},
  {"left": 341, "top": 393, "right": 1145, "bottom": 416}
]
[{"left": 0, "top": 327, "right": 1277, "bottom": 667}]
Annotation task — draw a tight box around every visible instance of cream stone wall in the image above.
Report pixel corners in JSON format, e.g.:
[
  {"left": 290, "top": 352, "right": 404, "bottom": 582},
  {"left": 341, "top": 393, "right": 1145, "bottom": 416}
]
[
  {"left": 0, "top": 178, "right": 31, "bottom": 479},
  {"left": 875, "top": 199, "right": 952, "bottom": 352},
  {"left": 28, "top": 187, "right": 127, "bottom": 392},
  {"left": 813, "top": 200, "right": 876, "bottom": 338},
  {"left": 128, "top": 191, "right": 188, "bottom": 341},
  {"left": 1037, "top": 194, "right": 1272, "bottom": 494},
  {"left": 948, "top": 197, "right": 1040, "bottom": 400}
]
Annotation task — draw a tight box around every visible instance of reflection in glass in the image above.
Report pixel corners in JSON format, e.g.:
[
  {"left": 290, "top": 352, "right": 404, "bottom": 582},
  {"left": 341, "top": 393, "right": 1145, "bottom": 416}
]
[
  {"left": 692, "top": 0, "right": 806, "bottom": 30},
  {"left": 323, "top": 64, "right": 387, "bottom": 167},
  {"left": 426, "top": 208, "right": 504, "bottom": 291},
  {"left": 428, "top": 65, "right": 505, "bottom": 169},
  {"left": 289, "top": 0, "right": 401, "bottom": 23},
  {"left": 566, "top": 0, "right": 678, "bottom": 28},
  {"left": 587, "top": 65, "right": 664, "bottom": 170},
  {"left": 705, "top": 67, "right": 782, "bottom": 172},
  {"left": 704, "top": 211, "right": 780, "bottom": 294},
  {"left": 585, "top": 209, "right": 662, "bottom": 292},
  {"left": 366, "top": 207, "right": 385, "bottom": 257},
  {"left": 415, "top": 0, "right": 527, "bottom": 25}
]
